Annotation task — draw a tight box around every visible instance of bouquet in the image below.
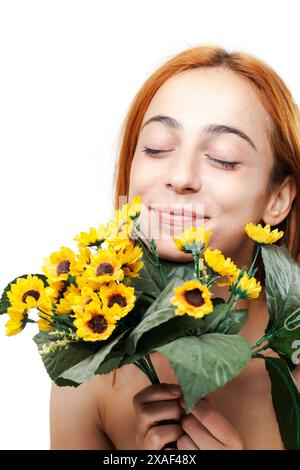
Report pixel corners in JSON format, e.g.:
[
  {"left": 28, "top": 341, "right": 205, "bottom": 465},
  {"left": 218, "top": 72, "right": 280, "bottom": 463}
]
[{"left": 1, "top": 197, "right": 300, "bottom": 449}]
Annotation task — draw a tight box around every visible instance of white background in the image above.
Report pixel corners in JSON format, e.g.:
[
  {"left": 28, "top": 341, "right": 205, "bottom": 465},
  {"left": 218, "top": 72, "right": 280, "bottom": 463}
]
[{"left": 0, "top": 0, "right": 299, "bottom": 450}]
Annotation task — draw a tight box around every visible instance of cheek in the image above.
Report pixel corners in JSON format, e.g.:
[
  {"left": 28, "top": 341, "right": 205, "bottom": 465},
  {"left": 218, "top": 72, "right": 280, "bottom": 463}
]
[
  {"left": 206, "top": 175, "right": 268, "bottom": 255},
  {"left": 209, "top": 170, "right": 267, "bottom": 219},
  {"left": 128, "top": 156, "right": 158, "bottom": 200}
]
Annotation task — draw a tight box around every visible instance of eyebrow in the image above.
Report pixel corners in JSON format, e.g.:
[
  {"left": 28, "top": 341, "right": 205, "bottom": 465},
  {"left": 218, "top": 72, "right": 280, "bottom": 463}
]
[{"left": 141, "top": 114, "right": 257, "bottom": 151}]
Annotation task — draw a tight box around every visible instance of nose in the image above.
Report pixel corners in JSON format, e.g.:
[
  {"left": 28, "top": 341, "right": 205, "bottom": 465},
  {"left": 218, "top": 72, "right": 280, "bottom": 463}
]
[{"left": 164, "top": 151, "right": 202, "bottom": 194}]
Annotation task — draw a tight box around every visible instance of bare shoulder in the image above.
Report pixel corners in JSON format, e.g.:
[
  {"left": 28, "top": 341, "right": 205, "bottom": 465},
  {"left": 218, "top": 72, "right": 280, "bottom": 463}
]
[{"left": 50, "top": 372, "right": 116, "bottom": 450}]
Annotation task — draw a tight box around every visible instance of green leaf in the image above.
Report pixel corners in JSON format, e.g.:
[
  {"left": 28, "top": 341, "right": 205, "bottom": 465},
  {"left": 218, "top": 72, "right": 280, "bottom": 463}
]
[
  {"left": 121, "top": 292, "right": 152, "bottom": 331},
  {"left": 33, "top": 332, "right": 100, "bottom": 380},
  {"left": 54, "top": 377, "right": 80, "bottom": 387},
  {"left": 215, "top": 309, "right": 248, "bottom": 334},
  {"left": 261, "top": 245, "right": 300, "bottom": 360},
  {"left": 136, "top": 304, "right": 247, "bottom": 355},
  {"left": 264, "top": 356, "right": 300, "bottom": 450},
  {"left": 129, "top": 237, "right": 167, "bottom": 297},
  {"left": 160, "top": 257, "right": 195, "bottom": 285},
  {"left": 119, "top": 352, "right": 146, "bottom": 367},
  {"left": 135, "top": 315, "right": 208, "bottom": 355},
  {"left": 199, "top": 303, "right": 231, "bottom": 333},
  {"left": 130, "top": 236, "right": 195, "bottom": 297},
  {"left": 58, "top": 331, "right": 127, "bottom": 384},
  {"left": 0, "top": 273, "right": 49, "bottom": 315},
  {"left": 185, "top": 304, "right": 248, "bottom": 336},
  {"left": 155, "top": 333, "right": 252, "bottom": 413},
  {"left": 95, "top": 351, "right": 124, "bottom": 374},
  {"left": 123, "top": 276, "right": 184, "bottom": 355},
  {"left": 270, "top": 329, "right": 300, "bottom": 361},
  {"left": 125, "top": 284, "right": 248, "bottom": 356}
]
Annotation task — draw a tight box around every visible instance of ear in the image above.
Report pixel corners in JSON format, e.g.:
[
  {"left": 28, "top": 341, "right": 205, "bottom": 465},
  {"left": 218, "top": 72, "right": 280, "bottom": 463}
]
[{"left": 262, "top": 175, "right": 297, "bottom": 226}]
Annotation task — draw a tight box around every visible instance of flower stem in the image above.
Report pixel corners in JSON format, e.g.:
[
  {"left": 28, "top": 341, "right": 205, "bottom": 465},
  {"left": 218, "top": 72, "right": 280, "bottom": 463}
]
[
  {"left": 192, "top": 251, "right": 200, "bottom": 281},
  {"left": 133, "top": 354, "right": 160, "bottom": 384},
  {"left": 133, "top": 221, "right": 166, "bottom": 288},
  {"left": 248, "top": 244, "right": 261, "bottom": 278},
  {"left": 134, "top": 357, "right": 156, "bottom": 384},
  {"left": 251, "top": 330, "right": 275, "bottom": 350},
  {"left": 37, "top": 308, "right": 54, "bottom": 324},
  {"left": 37, "top": 308, "right": 75, "bottom": 330},
  {"left": 206, "top": 274, "right": 222, "bottom": 288},
  {"left": 226, "top": 291, "right": 234, "bottom": 305},
  {"left": 252, "top": 343, "right": 270, "bottom": 355},
  {"left": 144, "top": 354, "right": 160, "bottom": 384},
  {"left": 227, "top": 294, "right": 240, "bottom": 311}
]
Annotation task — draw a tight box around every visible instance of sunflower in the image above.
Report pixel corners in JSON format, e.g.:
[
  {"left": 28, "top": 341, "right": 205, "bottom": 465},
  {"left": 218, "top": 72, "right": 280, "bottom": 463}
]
[
  {"left": 170, "top": 280, "right": 213, "bottom": 319},
  {"left": 73, "top": 301, "right": 116, "bottom": 341},
  {"left": 83, "top": 248, "right": 124, "bottom": 289},
  {"left": 45, "top": 279, "right": 65, "bottom": 293},
  {"left": 204, "top": 247, "right": 238, "bottom": 282},
  {"left": 244, "top": 222, "right": 284, "bottom": 244},
  {"left": 69, "top": 285, "right": 101, "bottom": 317},
  {"left": 6, "top": 278, "right": 58, "bottom": 333},
  {"left": 7, "top": 275, "right": 49, "bottom": 310},
  {"left": 73, "top": 224, "right": 108, "bottom": 249},
  {"left": 37, "top": 309, "right": 56, "bottom": 332},
  {"left": 42, "top": 246, "right": 80, "bottom": 283},
  {"left": 43, "top": 284, "right": 63, "bottom": 302},
  {"left": 230, "top": 271, "right": 262, "bottom": 299},
  {"left": 75, "top": 247, "right": 92, "bottom": 271},
  {"left": 118, "top": 196, "right": 142, "bottom": 220},
  {"left": 5, "top": 307, "right": 27, "bottom": 336},
  {"left": 55, "top": 284, "right": 81, "bottom": 315},
  {"left": 173, "top": 226, "right": 212, "bottom": 254},
  {"left": 116, "top": 242, "right": 144, "bottom": 278},
  {"left": 99, "top": 281, "right": 136, "bottom": 320},
  {"left": 105, "top": 216, "right": 135, "bottom": 252}
]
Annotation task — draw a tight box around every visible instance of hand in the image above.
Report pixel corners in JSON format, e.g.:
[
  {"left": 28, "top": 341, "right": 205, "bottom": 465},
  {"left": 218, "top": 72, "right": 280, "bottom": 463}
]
[
  {"left": 177, "top": 394, "right": 246, "bottom": 450},
  {"left": 132, "top": 383, "right": 185, "bottom": 450}
]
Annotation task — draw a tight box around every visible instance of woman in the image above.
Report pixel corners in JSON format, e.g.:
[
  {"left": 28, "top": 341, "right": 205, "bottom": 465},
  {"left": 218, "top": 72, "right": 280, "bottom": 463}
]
[{"left": 50, "top": 44, "right": 300, "bottom": 450}]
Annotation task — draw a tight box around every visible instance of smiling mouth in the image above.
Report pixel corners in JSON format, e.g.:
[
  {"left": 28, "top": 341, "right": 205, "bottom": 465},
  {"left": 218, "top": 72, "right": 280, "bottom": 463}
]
[{"left": 150, "top": 208, "right": 209, "bottom": 227}]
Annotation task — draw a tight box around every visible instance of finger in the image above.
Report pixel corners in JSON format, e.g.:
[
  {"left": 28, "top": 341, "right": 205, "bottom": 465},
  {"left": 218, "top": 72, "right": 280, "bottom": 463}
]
[
  {"left": 177, "top": 433, "right": 199, "bottom": 450},
  {"left": 138, "top": 399, "right": 182, "bottom": 436},
  {"left": 133, "top": 383, "right": 182, "bottom": 409},
  {"left": 203, "top": 392, "right": 215, "bottom": 407},
  {"left": 181, "top": 397, "right": 239, "bottom": 446},
  {"left": 144, "top": 424, "right": 184, "bottom": 450},
  {"left": 181, "top": 414, "right": 223, "bottom": 450}
]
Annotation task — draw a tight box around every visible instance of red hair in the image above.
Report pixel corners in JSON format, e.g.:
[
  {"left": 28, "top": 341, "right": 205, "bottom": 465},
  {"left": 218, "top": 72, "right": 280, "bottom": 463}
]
[{"left": 113, "top": 44, "right": 300, "bottom": 262}]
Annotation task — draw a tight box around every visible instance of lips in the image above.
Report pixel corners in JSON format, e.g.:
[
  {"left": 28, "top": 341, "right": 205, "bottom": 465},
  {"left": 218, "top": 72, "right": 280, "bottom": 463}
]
[{"left": 149, "top": 206, "right": 209, "bottom": 227}]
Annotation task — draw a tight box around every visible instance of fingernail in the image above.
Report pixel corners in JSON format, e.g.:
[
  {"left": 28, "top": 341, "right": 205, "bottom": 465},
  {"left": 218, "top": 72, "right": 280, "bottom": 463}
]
[{"left": 169, "top": 385, "right": 182, "bottom": 395}]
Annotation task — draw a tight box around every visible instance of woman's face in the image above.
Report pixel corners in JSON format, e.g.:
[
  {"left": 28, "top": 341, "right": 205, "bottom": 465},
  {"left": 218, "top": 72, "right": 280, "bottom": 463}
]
[{"left": 128, "top": 67, "right": 275, "bottom": 267}]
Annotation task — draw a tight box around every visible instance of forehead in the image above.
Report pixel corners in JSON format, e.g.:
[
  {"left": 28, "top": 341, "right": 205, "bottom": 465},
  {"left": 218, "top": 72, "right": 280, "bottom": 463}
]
[{"left": 141, "top": 67, "right": 272, "bottom": 151}]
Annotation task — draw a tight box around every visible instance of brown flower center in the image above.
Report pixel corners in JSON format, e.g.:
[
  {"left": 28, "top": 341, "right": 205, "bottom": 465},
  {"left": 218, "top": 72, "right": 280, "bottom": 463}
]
[
  {"left": 88, "top": 315, "right": 108, "bottom": 334},
  {"left": 22, "top": 289, "right": 40, "bottom": 303},
  {"left": 107, "top": 294, "right": 127, "bottom": 308},
  {"left": 96, "top": 262, "right": 114, "bottom": 276},
  {"left": 184, "top": 288, "right": 204, "bottom": 307},
  {"left": 56, "top": 260, "right": 71, "bottom": 275}
]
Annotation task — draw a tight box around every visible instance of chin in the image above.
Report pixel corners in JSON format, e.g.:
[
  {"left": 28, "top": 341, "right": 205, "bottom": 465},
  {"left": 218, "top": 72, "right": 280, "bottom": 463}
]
[{"left": 155, "top": 239, "right": 194, "bottom": 262}]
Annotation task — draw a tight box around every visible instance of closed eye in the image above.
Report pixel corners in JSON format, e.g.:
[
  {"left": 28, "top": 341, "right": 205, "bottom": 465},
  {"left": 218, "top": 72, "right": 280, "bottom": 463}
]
[
  {"left": 204, "top": 154, "right": 239, "bottom": 170},
  {"left": 142, "top": 147, "right": 239, "bottom": 170},
  {"left": 142, "top": 147, "right": 171, "bottom": 156}
]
